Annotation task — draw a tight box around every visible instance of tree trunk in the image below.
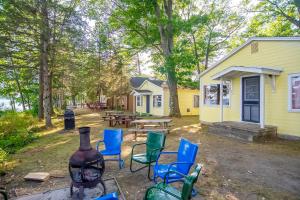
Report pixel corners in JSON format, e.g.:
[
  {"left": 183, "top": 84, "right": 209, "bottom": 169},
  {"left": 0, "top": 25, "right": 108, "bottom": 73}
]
[
  {"left": 10, "top": 95, "right": 16, "bottom": 111},
  {"left": 38, "top": 62, "right": 44, "bottom": 120},
  {"left": 191, "top": 33, "right": 200, "bottom": 75},
  {"left": 137, "top": 53, "right": 141, "bottom": 75},
  {"left": 40, "top": 0, "right": 52, "bottom": 128},
  {"left": 167, "top": 69, "right": 180, "bottom": 117},
  {"left": 204, "top": 31, "right": 212, "bottom": 70},
  {"left": 26, "top": 94, "right": 31, "bottom": 110},
  {"left": 12, "top": 68, "right": 26, "bottom": 111},
  {"left": 153, "top": 0, "right": 181, "bottom": 117},
  {"left": 72, "top": 95, "right": 76, "bottom": 106},
  {"left": 8, "top": 53, "right": 26, "bottom": 111},
  {"left": 49, "top": 71, "right": 54, "bottom": 115}
]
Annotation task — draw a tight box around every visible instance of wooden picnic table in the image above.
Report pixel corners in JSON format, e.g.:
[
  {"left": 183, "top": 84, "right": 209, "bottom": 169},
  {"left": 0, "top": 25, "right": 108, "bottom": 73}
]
[
  {"left": 129, "top": 118, "right": 172, "bottom": 139},
  {"left": 104, "top": 110, "right": 124, "bottom": 116},
  {"left": 131, "top": 118, "right": 172, "bottom": 128},
  {"left": 104, "top": 113, "right": 137, "bottom": 128}
]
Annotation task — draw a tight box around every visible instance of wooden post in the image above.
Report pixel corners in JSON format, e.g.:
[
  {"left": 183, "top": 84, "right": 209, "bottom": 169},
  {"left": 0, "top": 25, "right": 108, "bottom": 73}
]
[
  {"left": 220, "top": 79, "right": 223, "bottom": 122},
  {"left": 260, "top": 74, "right": 265, "bottom": 128}
]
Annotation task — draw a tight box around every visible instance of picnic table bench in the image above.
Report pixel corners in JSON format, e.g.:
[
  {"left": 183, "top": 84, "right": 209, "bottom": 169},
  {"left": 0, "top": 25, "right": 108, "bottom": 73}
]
[
  {"left": 128, "top": 128, "right": 169, "bottom": 140},
  {"left": 103, "top": 113, "right": 137, "bottom": 128},
  {"left": 104, "top": 110, "right": 124, "bottom": 116},
  {"left": 129, "top": 118, "right": 172, "bottom": 139}
]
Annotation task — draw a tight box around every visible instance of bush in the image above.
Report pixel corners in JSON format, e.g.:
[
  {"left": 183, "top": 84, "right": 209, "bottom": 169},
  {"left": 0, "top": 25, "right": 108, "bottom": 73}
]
[
  {"left": 0, "top": 111, "right": 38, "bottom": 154},
  {"left": 29, "top": 100, "right": 39, "bottom": 117},
  {"left": 0, "top": 148, "right": 8, "bottom": 175},
  {"left": 0, "top": 148, "right": 7, "bottom": 163}
]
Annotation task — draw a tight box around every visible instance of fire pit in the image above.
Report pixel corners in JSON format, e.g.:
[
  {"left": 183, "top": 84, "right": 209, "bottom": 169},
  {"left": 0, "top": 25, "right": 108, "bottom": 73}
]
[{"left": 69, "top": 127, "right": 105, "bottom": 199}]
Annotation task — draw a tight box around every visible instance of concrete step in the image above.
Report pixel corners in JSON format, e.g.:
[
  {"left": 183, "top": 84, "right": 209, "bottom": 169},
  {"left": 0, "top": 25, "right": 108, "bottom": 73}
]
[
  {"left": 208, "top": 126, "right": 255, "bottom": 142},
  {"left": 203, "top": 121, "right": 277, "bottom": 142}
]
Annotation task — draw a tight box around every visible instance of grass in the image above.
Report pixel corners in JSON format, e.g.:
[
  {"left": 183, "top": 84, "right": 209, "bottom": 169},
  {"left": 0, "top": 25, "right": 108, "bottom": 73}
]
[
  {"left": 1, "top": 109, "right": 300, "bottom": 200},
  {"left": 1, "top": 110, "right": 201, "bottom": 198}
]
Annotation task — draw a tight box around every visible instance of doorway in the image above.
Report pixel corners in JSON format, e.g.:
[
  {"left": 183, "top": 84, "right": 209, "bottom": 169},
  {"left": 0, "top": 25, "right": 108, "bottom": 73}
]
[
  {"left": 146, "top": 95, "right": 150, "bottom": 113},
  {"left": 242, "top": 76, "right": 260, "bottom": 123}
]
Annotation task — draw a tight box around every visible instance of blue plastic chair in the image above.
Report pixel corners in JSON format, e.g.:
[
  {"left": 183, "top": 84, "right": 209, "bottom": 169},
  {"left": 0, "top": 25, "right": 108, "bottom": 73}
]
[
  {"left": 96, "top": 129, "right": 124, "bottom": 169},
  {"left": 153, "top": 138, "right": 198, "bottom": 184},
  {"left": 94, "top": 192, "right": 118, "bottom": 200}
]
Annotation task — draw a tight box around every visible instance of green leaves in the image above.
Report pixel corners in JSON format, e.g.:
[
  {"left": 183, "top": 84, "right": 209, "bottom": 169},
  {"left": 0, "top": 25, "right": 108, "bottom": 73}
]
[{"left": 243, "top": 0, "right": 300, "bottom": 37}]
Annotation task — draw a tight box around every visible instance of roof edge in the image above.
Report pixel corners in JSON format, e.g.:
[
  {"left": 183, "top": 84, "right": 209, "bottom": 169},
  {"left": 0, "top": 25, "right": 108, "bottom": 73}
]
[
  {"left": 200, "top": 37, "right": 300, "bottom": 78},
  {"left": 137, "top": 79, "right": 163, "bottom": 89}
]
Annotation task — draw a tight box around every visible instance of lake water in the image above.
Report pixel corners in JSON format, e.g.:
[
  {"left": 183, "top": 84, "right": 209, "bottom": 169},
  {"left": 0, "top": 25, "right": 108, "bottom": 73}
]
[{"left": 0, "top": 97, "right": 23, "bottom": 111}]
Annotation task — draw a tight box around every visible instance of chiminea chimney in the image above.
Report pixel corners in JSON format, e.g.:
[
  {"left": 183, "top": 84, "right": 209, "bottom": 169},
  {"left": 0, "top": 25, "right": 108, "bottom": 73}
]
[{"left": 79, "top": 127, "right": 92, "bottom": 151}]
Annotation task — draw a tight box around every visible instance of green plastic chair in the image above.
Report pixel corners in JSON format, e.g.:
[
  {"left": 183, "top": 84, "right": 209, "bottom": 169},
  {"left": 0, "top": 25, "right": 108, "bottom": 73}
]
[
  {"left": 0, "top": 187, "right": 8, "bottom": 200},
  {"left": 130, "top": 132, "right": 166, "bottom": 180},
  {"left": 144, "top": 164, "right": 202, "bottom": 200}
]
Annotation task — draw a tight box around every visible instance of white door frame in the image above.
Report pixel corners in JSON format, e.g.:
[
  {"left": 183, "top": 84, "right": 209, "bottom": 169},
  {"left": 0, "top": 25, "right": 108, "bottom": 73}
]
[{"left": 239, "top": 74, "right": 265, "bottom": 128}]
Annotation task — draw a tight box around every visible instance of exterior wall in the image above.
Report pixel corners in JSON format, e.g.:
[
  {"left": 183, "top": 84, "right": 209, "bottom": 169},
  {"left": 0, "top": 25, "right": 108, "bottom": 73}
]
[
  {"left": 163, "top": 87, "right": 170, "bottom": 116},
  {"left": 134, "top": 80, "right": 200, "bottom": 116},
  {"left": 200, "top": 40, "right": 300, "bottom": 137},
  {"left": 136, "top": 95, "right": 147, "bottom": 113},
  {"left": 178, "top": 88, "right": 200, "bottom": 115},
  {"left": 136, "top": 80, "right": 164, "bottom": 116},
  {"left": 128, "top": 95, "right": 134, "bottom": 112}
]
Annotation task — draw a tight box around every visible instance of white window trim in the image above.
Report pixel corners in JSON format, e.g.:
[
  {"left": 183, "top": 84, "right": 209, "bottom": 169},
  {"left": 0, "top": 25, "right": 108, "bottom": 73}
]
[
  {"left": 153, "top": 95, "right": 162, "bottom": 107},
  {"left": 202, "top": 82, "right": 231, "bottom": 107},
  {"left": 223, "top": 80, "right": 232, "bottom": 107},
  {"left": 136, "top": 95, "right": 143, "bottom": 107},
  {"left": 193, "top": 95, "right": 200, "bottom": 108},
  {"left": 288, "top": 73, "right": 300, "bottom": 112}
]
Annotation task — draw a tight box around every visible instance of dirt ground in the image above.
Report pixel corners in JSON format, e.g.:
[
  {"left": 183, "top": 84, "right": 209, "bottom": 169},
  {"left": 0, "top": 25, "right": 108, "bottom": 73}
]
[{"left": 1, "top": 109, "right": 300, "bottom": 200}]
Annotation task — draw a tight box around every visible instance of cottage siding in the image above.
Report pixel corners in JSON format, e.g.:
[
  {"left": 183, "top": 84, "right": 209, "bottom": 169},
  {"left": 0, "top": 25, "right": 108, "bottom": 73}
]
[
  {"left": 163, "top": 87, "right": 170, "bottom": 116},
  {"left": 137, "top": 80, "right": 165, "bottom": 116},
  {"left": 178, "top": 88, "right": 200, "bottom": 115},
  {"left": 135, "top": 95, "right": 146, "bottom": 113},
  {"left": 200, "top": 40, "right": 300, "bottom": 137},
  {"left": 134, "top": 79, "right": 200, "bottom": 116}
]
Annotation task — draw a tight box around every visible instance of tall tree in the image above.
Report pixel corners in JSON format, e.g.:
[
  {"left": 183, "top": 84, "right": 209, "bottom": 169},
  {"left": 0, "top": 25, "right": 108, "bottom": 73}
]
[
  {"left": 240, "top": 0, "right": 300, "bottom": 38},
  {"left": 0, "top": 0, "right": 40, "bottom": 112},
  {"left": 152, "top": 0, "right": 180, "bottom": 117},
  {"left": 110, "top": 0, "right": 192, "bottom": 117},
  {"left": 39, "top": 0, "right": 52, "bottom": 127},
  {"left": 256, "top": 0, "right": 300, "bottom": 30}
]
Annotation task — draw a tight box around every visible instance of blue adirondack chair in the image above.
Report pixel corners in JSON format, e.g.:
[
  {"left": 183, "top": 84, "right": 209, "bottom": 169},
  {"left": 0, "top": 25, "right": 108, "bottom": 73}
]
[
  {"left": 153, "top": 138, "right": 198, "bottom": 184},
  {"left": 96, "top": 129, "right": 124, "bottom": 169},
  {"left": 94, "top": 192, "right": 118, "bottom": 200}
]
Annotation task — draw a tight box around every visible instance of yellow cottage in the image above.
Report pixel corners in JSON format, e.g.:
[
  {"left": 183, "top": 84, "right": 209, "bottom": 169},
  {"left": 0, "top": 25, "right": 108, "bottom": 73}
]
[
  {"left": 130, "top": 77, "right": 200, "bottom": 116},
  {"left": 200, "top": 37, "right": 300, "bottom": 139}
]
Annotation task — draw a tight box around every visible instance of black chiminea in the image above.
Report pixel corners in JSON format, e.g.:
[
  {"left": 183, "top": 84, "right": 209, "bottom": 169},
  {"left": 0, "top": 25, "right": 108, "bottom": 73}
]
[{"left": 69, "top": 127, "right": 105, "bottom": 199}]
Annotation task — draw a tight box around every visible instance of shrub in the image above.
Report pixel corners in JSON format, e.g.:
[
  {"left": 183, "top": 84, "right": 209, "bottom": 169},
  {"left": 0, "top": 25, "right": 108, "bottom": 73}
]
[
  {"left": 0, "top": 111, "right": 38, "bottom": 154},
  {"left": 0, "top": 148, "right": 7, "bottom": 163},
  {"left": 0, "top": 148, "right": 8, "bottom": 175}
]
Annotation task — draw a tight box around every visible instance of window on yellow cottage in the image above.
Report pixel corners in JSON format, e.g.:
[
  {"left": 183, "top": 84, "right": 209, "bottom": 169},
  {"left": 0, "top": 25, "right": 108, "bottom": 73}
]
[
  {"left": 194, "top": 95, "right": 200, "bottom": 107},
  {"left": 288, "top": 73, "right": 300, "bottom": 112},
  {"left": 136, "top": 95, "right": 142, "bottom": 106},
  {"left": 153, "top": 95, "right": 162, "bottom": 107},
  {"left": 204, "top": 84, "right": 220, "bottom": 105},
  {"left": 203, "top": 81, "right": 231, "bottom": 106}
]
